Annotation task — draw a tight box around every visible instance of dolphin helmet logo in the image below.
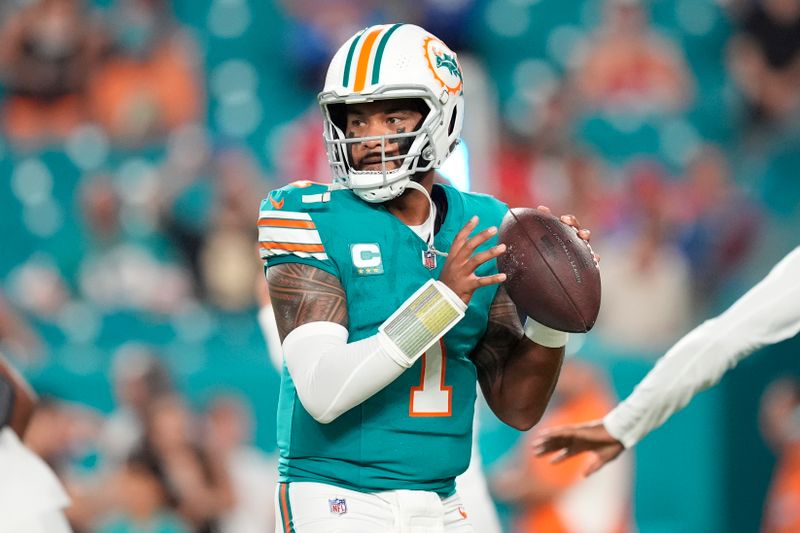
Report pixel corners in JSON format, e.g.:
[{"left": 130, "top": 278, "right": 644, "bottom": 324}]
[{"left": 423, "top": 36, "right": 463, "bottom": 94}]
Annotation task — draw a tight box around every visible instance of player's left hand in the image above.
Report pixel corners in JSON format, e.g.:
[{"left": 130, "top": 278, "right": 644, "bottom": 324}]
[
  {"left": 531, "top": 420, "right": 624, "bottom": 477},
  {"left": 537, "top": 205, "right": 599, "bottom": 265},
  {"left": 439, "top": 216, "right": 508, "bottom": 305}
]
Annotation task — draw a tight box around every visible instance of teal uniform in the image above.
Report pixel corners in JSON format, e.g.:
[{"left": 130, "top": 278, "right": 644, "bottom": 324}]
[{"left": 258, "top": 181, "right": 508, "bottom": 497}]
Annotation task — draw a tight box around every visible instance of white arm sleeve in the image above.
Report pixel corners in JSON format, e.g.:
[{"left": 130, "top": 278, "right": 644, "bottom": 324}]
[
  {"left": 604, "top": 246, "right": 800, "bottom": 448},
  {"left": 281, "top": 321, "right": 408, "bottom": 424}
]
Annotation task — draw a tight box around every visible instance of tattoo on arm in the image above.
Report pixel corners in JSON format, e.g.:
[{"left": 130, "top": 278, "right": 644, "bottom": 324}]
[
  {"left": 470, "top": 287, "right": 524, "bottom": 392},
  {"left": 267, "top": 263, "right": 348, "bottom": 342}
]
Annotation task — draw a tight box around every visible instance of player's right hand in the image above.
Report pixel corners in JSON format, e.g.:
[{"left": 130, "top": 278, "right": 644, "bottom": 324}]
[
  {"left": 439, "top": 216, "right": 507, "bottom": 305},
  {"left": 531, "top": 420, "right": 625, "bottom": 477},
  {"left": 536, "top": 204, "right": 600, "bottom": 266}
]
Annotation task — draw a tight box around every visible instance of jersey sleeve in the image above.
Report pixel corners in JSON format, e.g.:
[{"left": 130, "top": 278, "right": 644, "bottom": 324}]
[
  {"left": 257, "top": 184, "right": 339, "bottom": 277},
  {"left": 461, "top": 190, "right": 509, "bottom": 229}
]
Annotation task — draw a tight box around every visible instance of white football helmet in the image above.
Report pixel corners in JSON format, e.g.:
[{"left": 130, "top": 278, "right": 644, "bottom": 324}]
[{"left": 319, "top": 23, "right": 465, "bottom": 203}]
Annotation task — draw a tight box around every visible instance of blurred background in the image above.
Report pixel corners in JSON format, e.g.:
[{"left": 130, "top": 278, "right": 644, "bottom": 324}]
[{"left": 0, "top": 0, "right": 798, "bottom": 531}]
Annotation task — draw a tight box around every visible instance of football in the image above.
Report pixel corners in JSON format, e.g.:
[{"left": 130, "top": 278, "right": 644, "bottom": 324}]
[{"left": 497, "top": 208, "right": 601, "bottom": 333}]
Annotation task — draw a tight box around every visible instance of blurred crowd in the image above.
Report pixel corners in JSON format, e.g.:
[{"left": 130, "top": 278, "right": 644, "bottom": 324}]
[
  {"left": 0, "top": 0, "right": 201, "bottom": 146},
  {"left": 0, "top": 0, "right": 267, "bottom": 321},
  {"left": 0, "top": 0, "right": 798, "bottom": 532},
  {"left": 23, "top": 345, "right": 276, "bottom": 533},
  {"left": 489, "top": 0, "right": 796, "bottom": 353}
]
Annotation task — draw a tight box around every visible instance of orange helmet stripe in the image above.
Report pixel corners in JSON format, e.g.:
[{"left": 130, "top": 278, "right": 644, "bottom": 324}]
[{"left": 353, "top": 27, "right": 383, "bottom": 92}]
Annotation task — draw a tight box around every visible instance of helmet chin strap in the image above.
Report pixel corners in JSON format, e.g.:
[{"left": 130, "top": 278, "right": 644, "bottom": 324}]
[{"left": 404, "top": 180, "right": 448, "bottom": 257}]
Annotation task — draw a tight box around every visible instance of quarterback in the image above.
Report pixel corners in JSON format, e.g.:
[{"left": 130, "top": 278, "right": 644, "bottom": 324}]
[{"left": 259, "top": 24, "right": 578, "bottom": 533}]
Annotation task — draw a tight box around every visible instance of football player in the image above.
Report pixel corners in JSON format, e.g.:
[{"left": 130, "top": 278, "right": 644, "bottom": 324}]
[{"left": 259, "top": 24, "right": 587, "bottom": 533}]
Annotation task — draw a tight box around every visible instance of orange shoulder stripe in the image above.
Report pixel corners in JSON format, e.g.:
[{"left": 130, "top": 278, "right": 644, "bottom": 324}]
[
  {"left": 260, "top": 242, "right": 325, "bottom": 253},
  {"left": 258, "top": 218, "right": 316, "bottom": 229}
]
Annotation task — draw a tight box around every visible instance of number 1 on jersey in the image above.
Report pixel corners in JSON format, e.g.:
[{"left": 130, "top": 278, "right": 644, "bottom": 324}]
[{"left": 409, "top": 340, "right": 452, "bottom": 417}]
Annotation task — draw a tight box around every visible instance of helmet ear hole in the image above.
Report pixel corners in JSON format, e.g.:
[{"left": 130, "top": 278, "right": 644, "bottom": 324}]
[
  {"left": 411, "top": 98, "right": 430, "bottom": 122},
  {"left": 328, "top": 103, "right": 348, "bottom": 133},
  {"left": 448, "top": 107, "right": 458, "bottom": 136}
]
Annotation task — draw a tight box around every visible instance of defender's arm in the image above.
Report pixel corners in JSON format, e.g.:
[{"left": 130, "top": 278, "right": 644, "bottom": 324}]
[{"left": 531, "top": 246, "right": 800, "bottom": 477}]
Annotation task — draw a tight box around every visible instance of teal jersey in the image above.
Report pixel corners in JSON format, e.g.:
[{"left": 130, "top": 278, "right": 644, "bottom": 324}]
[{"left": 258, "top": 181, "right": 508, "bottom": 496}]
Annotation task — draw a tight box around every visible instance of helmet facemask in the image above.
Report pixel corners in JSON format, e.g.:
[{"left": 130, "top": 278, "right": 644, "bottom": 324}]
[{"left": 320, "top": 87, "right": 446, "bottom": 203}]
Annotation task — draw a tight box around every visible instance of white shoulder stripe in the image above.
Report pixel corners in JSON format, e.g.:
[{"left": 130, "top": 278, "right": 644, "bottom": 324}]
[
  {"left": 302, "top": 192, "right": 331, "bottom": 203},
  {"left": 261, "top": 248, "right": 329, "bottom": 261},
  {"left": 258, "top": 210, "right": 312, "bottom": 221},
  {"left": 258, "top": 226, "right": 323, "bottom": 245}
]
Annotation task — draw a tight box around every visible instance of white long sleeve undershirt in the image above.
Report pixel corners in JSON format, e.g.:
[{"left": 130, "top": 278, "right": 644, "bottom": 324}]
[
  {"left": 260, "top": 308, "right": 411, "bottom": 424},
  {"left": 604, "top": 246, "right": 800, "bottom": 449},
  {"left": 281, "top": 321, "right": 408, "bottom": 424}
]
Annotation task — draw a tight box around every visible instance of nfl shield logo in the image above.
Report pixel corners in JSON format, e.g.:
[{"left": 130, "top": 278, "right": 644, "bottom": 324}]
[
  {"left": 422, "top": 249, "right": 437, "bottom": 270},
  {"left": 329, "top": 498, "right": 347, "bottom": 515}
]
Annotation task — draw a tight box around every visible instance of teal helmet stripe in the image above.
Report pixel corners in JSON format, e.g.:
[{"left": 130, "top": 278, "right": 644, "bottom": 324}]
[
  {"left": 371, "top": 23, "right": 404, "bottom": 85},
  {"left": 342, "top": 29, "right": 366, "bottom": 87}
]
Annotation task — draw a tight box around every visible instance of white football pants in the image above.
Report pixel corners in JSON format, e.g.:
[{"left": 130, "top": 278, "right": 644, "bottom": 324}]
[{"left": 275, "top": 481, "right": 474, "bottom": 533}]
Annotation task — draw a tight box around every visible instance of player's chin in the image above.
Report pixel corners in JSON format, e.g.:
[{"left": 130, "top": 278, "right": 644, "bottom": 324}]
[{"left": 357, "top": 161, "right": 401, "bottom": 172}]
